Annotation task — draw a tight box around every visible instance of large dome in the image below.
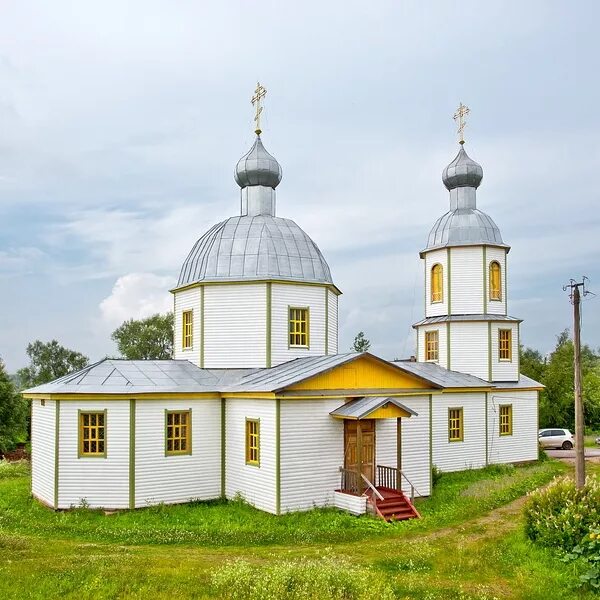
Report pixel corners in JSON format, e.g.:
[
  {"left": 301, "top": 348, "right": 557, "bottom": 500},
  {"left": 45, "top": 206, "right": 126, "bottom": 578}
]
[{"left": 176, "top": 215, "right": 333, "bottom": 288}]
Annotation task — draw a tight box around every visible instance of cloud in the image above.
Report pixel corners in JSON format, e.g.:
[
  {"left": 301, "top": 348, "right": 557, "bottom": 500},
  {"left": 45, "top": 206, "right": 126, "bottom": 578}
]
[{"left": 99, "top": 272, "right": 174, "bottom": 328}]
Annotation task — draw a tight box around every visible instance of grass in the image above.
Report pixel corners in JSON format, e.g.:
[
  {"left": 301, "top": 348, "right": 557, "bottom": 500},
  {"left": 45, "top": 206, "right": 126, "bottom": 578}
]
[{"left": 0, "top": 458, "right": 595, "bottom": 599}]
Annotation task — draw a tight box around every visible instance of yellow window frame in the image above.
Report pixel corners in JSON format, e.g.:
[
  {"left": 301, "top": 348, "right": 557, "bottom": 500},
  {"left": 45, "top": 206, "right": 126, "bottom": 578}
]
[
  {"left": 431, "top": 263, "right": 443, "bottom": 303},
  {"left": 448, "top": 407, "right": 464, "bottom": 442},
  {"left": 182, "top": 310, "right": 193, "bottom": 350},
  {"left": 425, "top": 330, "right": 439, "bottom": 361},
  {"left": 79, "top": 410, "right": 107, "bottom": 458},
  {"left": 245, "top": 418, "right": 260, "bottom": 466},
  {"left": 489, "top": 261, "right": 502, "bottom": 301},
  {"left": 498, "top": 329, "right": 512, "bottom": 362},
  {"left": 499, "top": 405, "right": 513, "bottom": 436},
  {"left": 289, "top": 307, "right": 309, "bottom": 348},
  {"left": 165, "top": 410, "right": 192, "bottom": 456}
]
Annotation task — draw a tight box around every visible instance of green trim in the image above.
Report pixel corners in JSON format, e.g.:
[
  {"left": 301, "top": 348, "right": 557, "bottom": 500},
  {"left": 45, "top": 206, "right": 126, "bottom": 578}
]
[
  {"left": 164, "top": 409, "right": 193, "bottom": 456},
  {"left": 78, "top": 409, "right": 108, "bottom": 459},
  {"left": 416, "top": 328, "right": 419, "bottom": 361},
  {"left": 266, "top": 283, "right": 272, "bottom": 367},
  {"left": 181, "top": 308, "right": 193, "bottom": 350},
  {"left": 446, "top": 321, "right": 451, "bottom": 370},
  {"left": 424, "top": 258, "right": 427, "bottom": 314},
  {"left": 499, "top": 404, "right": 513, "bottom": 436},
  {"left": 324, "top": 288, "right": 329, "bottom": 355},
  {"left": 245, "top": 418, "right": 261, "bottom": 467},
  {"left": 504, "top": 251, "right": 508, "bottom": 316},
  {"left": 275, "top": 399, "right": 281, "bottom": 515},
  {"left": 288, "top": 305, "right": 310, "bottom": 349},
  {"left": 483, "top": 246, "right": 487, "bottom": 314},
  {"left": 488, "top": 321, "right": 493, "bottom": 381},
  {"left": 448, "top": 406, "right": 464, "bottom": 443},
  {"left": 129, "top": 399, "right": 136, "bottom": 509},
  {"left": 200, "top": 286, "right": 205, "bottom": 368},
  {"left": 54, "top": 400, "right": 60, "bottom": 509},
  {"left": 221, "top": 398, "right": 226, "bottom": 498},
  {"left": 484, "top": 392, "right": 489, "bottom": 465},
  {"left": 171, "top": 278, "right": 342, "bottom": 297},
  {"left": 517, "top": 323, "right": 521, "bottom": 374},
  {"left": 428, "top": 394, "right": 433, "bottom": 486},
  {"left": 447, "top": 248, "right": 452, "bottom": 314},
  {"left": 396, "top": 417, "right": 402, "bottom": 476}
]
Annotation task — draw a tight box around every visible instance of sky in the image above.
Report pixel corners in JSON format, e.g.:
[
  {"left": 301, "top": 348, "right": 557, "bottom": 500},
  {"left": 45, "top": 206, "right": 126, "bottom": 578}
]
[{"left": 0, "top": 0, "right": 599, "bottom": 372}]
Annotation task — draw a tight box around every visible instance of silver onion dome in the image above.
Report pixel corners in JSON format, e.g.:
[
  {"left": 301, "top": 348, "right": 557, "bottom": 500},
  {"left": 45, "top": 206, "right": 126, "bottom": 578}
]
[
  {"left": 176, "top": 215, "right": 333, "bottom": 288},
  {"left": 442, "top": 146, "right": 483, "bottom": 190},
  {"left": 234, "top": 135, "right": 282, "bottom": 189},
  {"left": 421, "top": 145, "right": 508, "bottom": 255}
]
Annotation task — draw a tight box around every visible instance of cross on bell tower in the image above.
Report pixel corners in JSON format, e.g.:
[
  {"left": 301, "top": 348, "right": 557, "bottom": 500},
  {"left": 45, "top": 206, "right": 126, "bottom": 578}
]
[
  {"left": 453, "top": 102, "right": 470, "bottom": 145},
  {"left": 251, "top": 82, "right": 267, "bottom": 135}
]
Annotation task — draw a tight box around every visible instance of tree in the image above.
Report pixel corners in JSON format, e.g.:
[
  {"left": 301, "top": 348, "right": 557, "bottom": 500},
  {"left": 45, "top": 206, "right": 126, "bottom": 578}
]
[
  {"left": 352, "top": 331, "right": 371, "bottom": 353},
  {"left": 17, "top": 340, "right": 89, "bottom": 388},
  {"left": 0, "top": 358, "right": 28, "bottom": 453},
  {"left": 112, "top": 313, "right": 174, "bottom": 360}
]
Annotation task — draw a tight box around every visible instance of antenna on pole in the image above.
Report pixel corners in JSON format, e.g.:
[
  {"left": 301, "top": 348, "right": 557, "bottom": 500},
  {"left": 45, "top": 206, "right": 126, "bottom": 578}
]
[{"left": 562, "top": 277, "right": 592, "bottom": 489}]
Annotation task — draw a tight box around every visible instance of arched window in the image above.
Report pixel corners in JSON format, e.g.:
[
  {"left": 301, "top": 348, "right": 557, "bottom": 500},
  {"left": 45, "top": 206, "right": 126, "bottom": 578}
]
[
  {"left": 489, "top": 261, "right": 502, "bottom": 301},
  {"left": 431, "top": 264, "right": 443, "bottom": 303}
]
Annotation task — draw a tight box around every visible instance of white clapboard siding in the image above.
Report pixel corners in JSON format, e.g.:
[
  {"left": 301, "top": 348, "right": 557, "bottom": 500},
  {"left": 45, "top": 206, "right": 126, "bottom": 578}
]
[
  {"left": 280, "top": 399, "right": 344, "bottom": 512},
  {"left": 58, "top": 401, "right": 129, "bottom": 509},
  {"left": 333, "top": 491, "right": 366, "bottom": 515},
  {"left": 450, "top": 246, "right": 485, "bottom": 314},
  {"left": 424, "top": 249, "right": 448, "bottom": 317},
  {"left": 271, "top": 284, "right": 327, "bottom": 365},
  {"left": 393, "top": 396, "right": 431, "bottom": 497},
  {"left": 31, "top": 399, "right": 56, "bottom": 507},
  {"left": 486, "top": 247, "right": 507, "bottom": 315},
  {"left": 135, "top": 399, "right": 221, "bottom": 507},
  {"left": 204, "top": 284, "right": 267, "bottom": 368},
  {"left": 487, "top": 391, "right": 538, "bottom": 464},
  {"left": 417, "top": 324, "right": 448, "bottom": 369},
  {"left": 432, "top": 392, "right": 487, "bottom": 472},
  {"left": 327, "top": 290, "right": 339, "bottom": 354},
  {"left": 225, "top": 398, "right": 276, "bottom": 513},
  {"left": 173, "top": 286, "right": 202, "bottom": 365},
  {"left": 449, "top": 322, "right": 489, "bottom": 380},
  {"left": 490, "top": 322, "right": 519, "bottom": 382}
]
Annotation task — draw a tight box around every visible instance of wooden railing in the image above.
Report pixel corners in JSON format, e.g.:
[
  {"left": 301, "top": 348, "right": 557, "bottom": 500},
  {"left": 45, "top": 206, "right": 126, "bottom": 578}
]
[
  {"left": 376, "top": 465, "right": 422, "bottom": 502},
  {"left": 339, "top": 467, "right": 360, "bottom": 495}
]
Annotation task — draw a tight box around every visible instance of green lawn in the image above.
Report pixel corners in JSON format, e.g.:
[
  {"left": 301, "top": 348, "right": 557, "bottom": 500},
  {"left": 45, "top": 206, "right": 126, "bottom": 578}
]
[{"left": 0, "top": 459, "right": 595, "bottom": 599}]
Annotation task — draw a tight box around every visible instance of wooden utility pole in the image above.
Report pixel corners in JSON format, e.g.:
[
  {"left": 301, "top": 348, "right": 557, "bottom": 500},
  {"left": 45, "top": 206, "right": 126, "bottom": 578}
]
[{"left": 564, "top": 278, "right": 590, "bottom": 489}]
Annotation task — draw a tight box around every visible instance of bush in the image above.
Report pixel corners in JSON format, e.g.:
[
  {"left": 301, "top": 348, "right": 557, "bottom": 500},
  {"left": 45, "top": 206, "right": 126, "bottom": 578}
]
[
  {"left": 564, "top": 528, "right": 600, "bottom": 590},
  {"left": 524, "top": 476, "right": 600, "bottom": 550},
  {"left": 211, "top": 555, "right": 395, "bottom": 600},
  {"left": 431, "top": 465, "right": 443, "bottom": 488}
]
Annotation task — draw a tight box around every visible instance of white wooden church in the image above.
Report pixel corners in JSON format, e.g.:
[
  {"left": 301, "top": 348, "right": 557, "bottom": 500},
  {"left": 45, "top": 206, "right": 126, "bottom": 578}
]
[{"left": 24, "top": 93, "right": 541, "bottom": 520}]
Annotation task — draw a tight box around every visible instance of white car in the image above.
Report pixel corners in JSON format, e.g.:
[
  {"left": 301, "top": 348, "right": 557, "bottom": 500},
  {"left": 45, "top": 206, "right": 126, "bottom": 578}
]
[{"left": 538, "top": 428, "right": 574, "bottom": 450}]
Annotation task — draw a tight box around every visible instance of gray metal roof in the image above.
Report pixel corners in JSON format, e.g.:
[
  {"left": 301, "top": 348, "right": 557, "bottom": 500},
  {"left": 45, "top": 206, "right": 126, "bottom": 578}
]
[
  {"left": 492, "top": 375, "right": 544, "bottom": 389},
  {"left": 23, "top": 359, "right": 254, "bottom": 395},
  {"left": 235, "top": 135, "right": 282, "bottom": 189},
  {"left": 176, "top": 215, "right": 334, "bottom": 289},
  {"left": 330, "top": 396, "right": 418, "bottom": 419},
  {"left": 422, "top": 145, "right": 508, "bottom": 255},
  {"left": 413, "top": 314, "right": 522, "bottom": 328},
  {"left": 392, "top": 361, "right": 492, "bottom": 388}
]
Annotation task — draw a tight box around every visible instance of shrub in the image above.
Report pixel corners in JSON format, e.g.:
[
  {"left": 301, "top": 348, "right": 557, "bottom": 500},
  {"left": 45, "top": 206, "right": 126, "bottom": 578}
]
[
  {"left": 431, "top": 465, "right": 443, "bottom": 488},
  {"left": 564, "top": 528, "right": 600, "bottom": 590},
  {"left": 211, "top": 555, "right": 394, "bottom": 600},
  {"left": 524, "top": 476, "right": 600, "bottom": 550}
]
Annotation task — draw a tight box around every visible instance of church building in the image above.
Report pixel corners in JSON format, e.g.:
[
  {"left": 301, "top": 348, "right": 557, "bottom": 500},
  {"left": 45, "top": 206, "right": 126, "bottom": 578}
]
[{"left": 24, "top": 91, "right": 541, "bottom": 520}]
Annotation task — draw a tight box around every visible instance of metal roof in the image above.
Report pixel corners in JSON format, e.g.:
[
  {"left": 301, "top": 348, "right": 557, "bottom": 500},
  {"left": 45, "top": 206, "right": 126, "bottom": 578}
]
[
  {"left": 175, "top": 215, "right": 334, "bottom": 289},
  {"left": 413, "top": 314, "right": 522, "bottom": 328},
  {"left": 235, "top": 135, "right": 282, "bottom": 189},
  {"left": 392, "top": 361, "right": 492, "bottom": 388},
  {"left": 442, "top": 145, "right": 483, "bottom": 190},
  {"left": 492, "top": 374, "right": 544, "bottom": 389},
  {"left": 23, "top": 360, "right": 254, "bottom": 395},
  {"left": 330, "top": 396, "right": 418, "bottom": 419}
]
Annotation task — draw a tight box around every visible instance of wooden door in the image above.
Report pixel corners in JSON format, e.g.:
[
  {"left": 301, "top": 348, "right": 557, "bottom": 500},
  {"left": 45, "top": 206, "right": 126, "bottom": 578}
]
[{"left": 344, "top": 420, "right": 375, "bottom": 483}]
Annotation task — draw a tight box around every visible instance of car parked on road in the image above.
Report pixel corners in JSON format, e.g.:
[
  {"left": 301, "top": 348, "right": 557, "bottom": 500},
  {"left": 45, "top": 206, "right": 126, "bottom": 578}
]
[{"left": 538, "top": 428, "right": 574, "bottom": 450}]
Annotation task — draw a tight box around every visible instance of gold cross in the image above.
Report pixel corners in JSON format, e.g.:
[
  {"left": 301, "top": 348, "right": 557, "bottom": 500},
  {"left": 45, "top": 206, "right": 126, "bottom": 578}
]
[
  {"left": 453, "top": 102, "right": 470, "bottom": 144},
  {"left": 251, "top": 82, "right": 267, "bottom": 135}
]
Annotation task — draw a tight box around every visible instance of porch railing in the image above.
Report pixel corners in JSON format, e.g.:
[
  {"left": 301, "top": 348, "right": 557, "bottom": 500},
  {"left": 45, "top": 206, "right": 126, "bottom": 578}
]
[
  {"left": 376, "top": 464, "right": 422, "bottom": 502},
  {"left": 339, "top": 465, "right": 423, "bottom": 502},
  {"left": 339, "top": 467, "right": 360, "bottom": 495}
]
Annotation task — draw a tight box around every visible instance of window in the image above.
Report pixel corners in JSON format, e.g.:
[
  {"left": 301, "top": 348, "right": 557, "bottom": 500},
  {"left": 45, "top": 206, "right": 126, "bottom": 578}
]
[
  {"left": 79, "top": 411, "right": 106, "bottom": 457},
  {"left": 425, "top": 330, "right": 439, "bottom": 361},
  {"left": 431, "top": 264, "right": 443, "bottom": 303},
  {"left": 499, "top": 329, "right": 512, "bottom": 361},
  {"left": 499, "top": 405, "right": 512, "bottom": 436},
  {"left": 245, "top": 419, "right": 260, "bottom": 466},
  {"left": 165, "top": 410, "right": 191, "bottom": 455},
  {"left": 448, "top": 408, "right": 464, "bottom": 442},
  {"left": 182, "top": 310, "right": 193, "bottom": 349},
  {"left": 289, "top": 307, "right": 309, "bottom": 347},
  {"left": 489, "top": 261, "right": 502, "bottom": 301}
]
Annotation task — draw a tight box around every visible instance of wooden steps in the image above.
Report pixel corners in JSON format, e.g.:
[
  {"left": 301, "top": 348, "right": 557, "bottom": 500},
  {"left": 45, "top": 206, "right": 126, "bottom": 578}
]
[{"left": 367, "top": 486, "right": 420, "bottom": 522}]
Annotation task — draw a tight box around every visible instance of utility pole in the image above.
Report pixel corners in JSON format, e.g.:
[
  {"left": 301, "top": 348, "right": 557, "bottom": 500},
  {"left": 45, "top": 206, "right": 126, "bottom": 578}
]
[{"left": 563, "top": 278, "right": 591, "bottom": 489}]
